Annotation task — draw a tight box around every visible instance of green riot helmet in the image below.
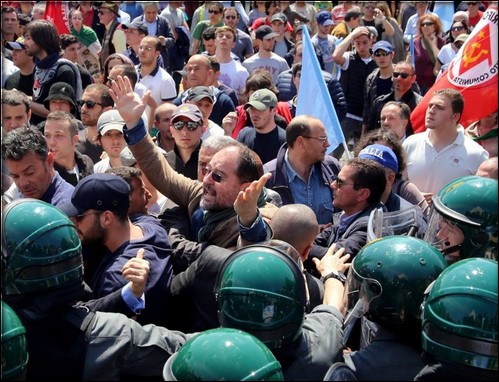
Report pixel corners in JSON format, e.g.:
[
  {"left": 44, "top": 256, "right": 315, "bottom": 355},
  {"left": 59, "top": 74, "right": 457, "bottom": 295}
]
[
  {"left": 163, "top": 328, "right": 284, "bottom": 381},
  {"left": 346, "top": 236, "right": 447, "bottom": 328},
  {"left": 425, "top": 176, "right": 498, "bottom": 264},
  {"left": 1, "top": 301, "right": 28, "bottom": 380},
  {"left": 214, "top": 245, "right": 307, "bottom": 349},
  {"left": 1, "top": 199, "right": 83, "bottom": 296},
  {"left": 421, "top": 258, "right": 498, "bottom": 370}
]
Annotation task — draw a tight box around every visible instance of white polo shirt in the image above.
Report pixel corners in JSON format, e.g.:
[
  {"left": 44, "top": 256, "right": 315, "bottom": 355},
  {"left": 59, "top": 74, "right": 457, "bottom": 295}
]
[{"left": 137, "top": 64, "right": 177, "bottom": 106}]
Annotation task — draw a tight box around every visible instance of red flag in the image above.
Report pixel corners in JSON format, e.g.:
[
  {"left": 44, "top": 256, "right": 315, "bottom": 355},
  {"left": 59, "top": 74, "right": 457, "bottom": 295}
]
[
  {"left": 411, "top": 5, "right": 498, "bottom": 133},
  {"left": 44, "top": 1, "right": 70, "bottom": 34}
]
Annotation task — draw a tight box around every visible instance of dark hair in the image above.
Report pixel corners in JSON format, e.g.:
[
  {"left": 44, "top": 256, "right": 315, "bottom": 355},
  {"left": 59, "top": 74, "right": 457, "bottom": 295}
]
[
  {"left": 1, "top": 6, "right": 17, "bottom": 17},
  {"left": 24, "top": 20, "right": 61, "bottom": 56},
  {"left": 354, "top": 129, "right": 407, "bottom": 178},
  {"left": 46, "top": 111, "right": 79, "bottom": 136},
  {"left": 346, "top": 157, "right": 386, "bottom": 204},
  {"left": 244, "top": 68, "right": 279, "bottom": 95},
  {"left": 383, "top": 101, "right": 411, "bottom": 121},
  {"left": 207, "top": 55, "right": 220, "bottom": 72},
  {"left": 105, "top": 166, "right": 142, "bottom": 185},
  {"left": 142, "top": 35, "right": 162, "bottom": 52},
  {"left": 110, "top": 64, "right": 138, "bottom": 87},
  {"left": 236, "top": 146, "right": 262, "bottom": 183},
  {"left": 394, "top": 60, "right": 415, "bottom": 75},
  {"left": 2, "top": 126, "right": 48, "bottom": 161},
  {"left": 434, "top": 88, "right": 464, "bottom": 116},
  {"left": 202, "top": 26, "right": 217, "bottom": 41},
  {"left": 448, "top": 20, "right": 470, "bottom": 43},
  {"left": 222, "top": 6, "right": 239, "bottom": 18},
  {"left": 291, "top": 62, "right": 302, "bottom": 77},
  {"left": 17, "top": 13, "right": 30, "bottom": 26},
  {"left": 286, "top": 115, "right": 311, "bottom": 148},
  {"left": 84, "top": 84, "right": 114, "bottom": 107},
  {"left": 209, "top": 1, "right": 224, "bottom": 13},
  {"left": 345, "top": 9, "right": 363, "bottom": 22},
  {"left": 102, "top": 53, "right": 135, "bottom": 86},
  {"left": 264, "top": 1, "right": 279, "bottom": 15},
  {"left": 60, "top": 34, "right": 80, "bottom": 50},
  {"left": 2, "top": 89, "right": 30, "bottom": 114}
]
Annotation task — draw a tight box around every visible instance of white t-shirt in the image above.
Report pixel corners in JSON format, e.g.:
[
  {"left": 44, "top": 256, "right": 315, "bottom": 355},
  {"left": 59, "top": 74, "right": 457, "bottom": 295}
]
[
  {"left": 202, "top": 120, "right": 225, "bottom": 140},
  {"left": 242, "top": 53, "right": 290, "bottom": 83},
  {"left": 218, "top": 59, "right": 249, "bottom": 96}
]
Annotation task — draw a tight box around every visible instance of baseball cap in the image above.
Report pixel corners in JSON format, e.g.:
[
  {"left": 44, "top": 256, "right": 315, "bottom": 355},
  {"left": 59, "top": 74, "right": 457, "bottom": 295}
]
[
  {"left": 59, "top": 173, "right": 130, "bottom": 217},
  {"left": 171, "top": 104, "right": 203, "bottom": 122},
  {"left": 295, "top": 24, "right": 312, "bottom": 35},
  {"left": 454, "top": 34, "right": 469, "bottom": 44},
  {"left": 186, "top": 86, "right": 215, "bottom": 104},
  {"left": 373, "top": 40, "right": 393, "bottom": 53},
  {"left": 174, "top": 69, "right": 188, "bottom": 77},
  {"left": 100, "top": 2, "right": 120, "bottom": 16},
  {"left": 97, "top": 110, "right": 125, "bottom": 136},
  {"left": 6, "top": 36, "right": 25, "bottom": 50},
  {"left": 255, "top": 25, "right": 279, "bottom": 40},
  {"left": 44, "top": 82, "right": 76, "bottom": 109},
  {"left": 316, "top": 11, "right": 334, "bottom": 26},
  {"left": 121, "top": 20, "right": 149, "bottom": 35},
  {"left": 120, "top": 147, "right": 137, "bottom": 167},
  {"left": 244, "top": 89, "right": 278, "bottom": 111},
  {"left": 270, "top": 12, "right": 287, "bottom": 24},
  {"left": 358, "top": 144, "right": 399, "bottom": 173}
]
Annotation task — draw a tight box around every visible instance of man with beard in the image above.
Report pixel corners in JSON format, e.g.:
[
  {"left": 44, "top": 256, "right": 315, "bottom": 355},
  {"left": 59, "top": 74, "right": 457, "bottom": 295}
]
[
  {"left": 2, "top": 126, "right": 74, "bottom": 208},
  {"left": 60, "top": 173, "right": 174, "bottom": 328},
  {"left": 108, "top": 75, "right": 277, "bottom": 250},
  {"left": 76, "top": 84, "right": 115, "bottom": 163}
]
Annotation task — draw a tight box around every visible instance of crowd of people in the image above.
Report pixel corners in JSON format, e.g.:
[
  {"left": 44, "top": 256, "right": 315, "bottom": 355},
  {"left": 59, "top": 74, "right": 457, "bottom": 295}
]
[{"left": 1, "top": 1, "right": 498, "bottom": 381}]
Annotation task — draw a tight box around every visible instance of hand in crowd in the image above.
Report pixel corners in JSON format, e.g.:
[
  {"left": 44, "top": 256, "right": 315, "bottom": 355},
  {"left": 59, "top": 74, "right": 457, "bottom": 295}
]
[
  {"left": 108, "top": 75, "right": 151, "bottom": 127},
  {"left": 313, "top": 243, "right": 351, "bottom": 278},
  {"left": 234, "top": 172, "right": 272, "bottom": 227},
  {"left": 222, "top": 111, "right": 238, "bottom": 135},
  {"left": 122, "top": 248, "right": 150, "bottom": 299}
]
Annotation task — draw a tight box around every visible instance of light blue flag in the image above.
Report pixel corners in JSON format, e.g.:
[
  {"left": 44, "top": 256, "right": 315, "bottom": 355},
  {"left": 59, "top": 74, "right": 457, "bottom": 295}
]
[
  {"left": 433, "top": 1, "right": 455, "bottom": 33},
  {"left": 296, "top": 27, "right": 347, "bottom": 154}
]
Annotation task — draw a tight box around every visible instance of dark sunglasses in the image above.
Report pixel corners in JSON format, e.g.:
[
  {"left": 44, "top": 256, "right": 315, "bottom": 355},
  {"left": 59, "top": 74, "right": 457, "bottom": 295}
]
[
  {"left": 333, "top": 178, "right": 355, "bottom": 189},
  {"left": 209, "top": 10, "right": 220, "bottom": 14},
  {"left": 451, "top": 26, "right": 465, "bottom": 31},
  {"left": 421, "top": 22, "right": 435, "bottom": 27},
  {"left": 74, "top": 211, "right": 101, "bottom": 223},
  {"left": 374, "top": 50, "right": 390, "bottom": 57},
  {"left": 172, "top": 120, "right": 201, "bottom": 131},
  {"left": 393, "top": 72, "right": 411, "bottom": 79},
  {"left": 78, "top": 99, "right": 104, "bottom": 109},
  {"left": 225, "top": 15, "right": 237, "bottom": 19},
  {"left": 201, "top": 166, "right": 224, "bottom": 183}
]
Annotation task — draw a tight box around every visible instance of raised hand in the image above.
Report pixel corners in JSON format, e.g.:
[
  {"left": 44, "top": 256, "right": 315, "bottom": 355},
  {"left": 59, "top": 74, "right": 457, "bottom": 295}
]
[
  {"left": 234, "top": 172, "right": 272, "bottom": 227},
  {"left": 122, "top": 248, "right": 150, "bottom": 298},
  {"left": 108, "top": 75, "right": 151, "bottom": 127},
  {"left": 313, "top": 243, "right": 351, "bottom": 277}
]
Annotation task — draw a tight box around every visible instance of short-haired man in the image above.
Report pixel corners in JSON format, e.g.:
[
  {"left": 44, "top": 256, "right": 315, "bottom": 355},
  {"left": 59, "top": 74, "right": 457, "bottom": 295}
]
[
  {"left": 214, "top": 26, "right": 249, "bottom": 105},
  {"left": 153, "top": 102, "right": 176, "bottom": 152},
  {"left": 367, "top": 60, "right": 422, "bottom": 135},
  {"left": 76, "top": 84, "right": 115, "bottom": 163},
  {"left": 332, "top": 8, "right": 363, "bottom": 39},
  {"left": 44, "top": 111, "right": 94, "bottom": 186},
  {"left": 121, "top": 19, "right": 150, "bottom": 66},
  {"left": 237, "top": 88, "right": 286, "bottom": 164},
  {"left": 311, "top": 11, "right": 339, "bottom": 76},
  {"left": 166, "top": 104, "right": 204, "bottom": 180},
  {"left": 1, "top": 6, "right": 19, "bottom": 51},
  {"left": 379, "top": 101, "right": 411, "bottom": 142},
  {"left": 60, "top": 172, "right": 175, "bottom": 327},
  {"left": 222, "top": 6, "right": 254, "bottom": 62},
  {"left": 4, "top": 36, "right": 35, "bottom": 96},
  {"left": 93, "top": 110, "right": 128, "bottom": 173},
  {"left": 23, "top": 20, "right": 81, "bottom": 126},
  {"left": 2, "top": 126, "right": 75, "bottom": 207},
  {"left": 263, "top": 115, "right": 342, "bottom": 225},
  {"left": 269, "top": 12, "right": 294, "bottom": 58},
  {"left": 402, "top": 88, "right": 488, "bottom": 200},
  {"left": 97, "top": 2, "right": 126, "bottom": 68},
  {"left": 242, "top": 25, "right": 290, "bottom": 83},
  {"left": 60, "top": 34, "right": 94, "bottom": 90},
  {"left": 136, "top": 36, "right": 177, "bottom": 107},
  {"left": 1, "top": 88, "right": 31, "bottom": 133}
]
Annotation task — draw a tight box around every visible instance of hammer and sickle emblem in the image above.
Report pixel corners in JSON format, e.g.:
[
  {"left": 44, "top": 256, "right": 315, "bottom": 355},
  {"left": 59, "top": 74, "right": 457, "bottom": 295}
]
[{"left": 462, "top": 41, "right": 489, "bottom": 68}]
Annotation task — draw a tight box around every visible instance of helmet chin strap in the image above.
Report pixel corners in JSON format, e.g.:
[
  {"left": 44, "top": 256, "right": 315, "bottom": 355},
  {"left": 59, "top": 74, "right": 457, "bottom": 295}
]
[{"left": 441, "top": 242, "right": 463, "bottom": 258}]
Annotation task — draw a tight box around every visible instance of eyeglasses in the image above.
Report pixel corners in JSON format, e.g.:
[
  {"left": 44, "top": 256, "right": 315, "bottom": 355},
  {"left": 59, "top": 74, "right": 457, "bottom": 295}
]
[
  {"left": 172, "top": 121, "right": 201, "bottom": 131},
  {"left": 374, "top": 50, "right": 390, "bottom": 57},
  {"left": 333, "top": 178, "right": 355, "bottom": 189},
  {"left": 303, "top": 135, "right": 328, "bottom": 143},
  {"left": 208, "top": 10, "right": 220, "bottom": 14},
  {"left": 393, "top": 71, "right": 411, "bottom": 79},
  {"left": 78, "top": 100, "right": 104, "bottom": 109},
  {"left": 138, "top": 45, "right": 154, "bottom": 51},
  {"left": 225, "top": 15, "right": 237, "bottom": 19},
  {"left": 451, "top": 26, "right": 465, "bottom": 31},
  {"left": 201, "top": 166, "right": 225, "bottom": 183},
  {"left": 421, "top": 22, "right": 435, "bottom": 27},
  {"left": 74, "top": 211, "right": 101, "bottom": 223}
]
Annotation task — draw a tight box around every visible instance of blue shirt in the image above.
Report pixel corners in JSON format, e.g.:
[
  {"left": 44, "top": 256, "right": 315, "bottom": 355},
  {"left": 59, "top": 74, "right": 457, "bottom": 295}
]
[{"left": 284, "top": 150, "right": 334, "bottom": 224}]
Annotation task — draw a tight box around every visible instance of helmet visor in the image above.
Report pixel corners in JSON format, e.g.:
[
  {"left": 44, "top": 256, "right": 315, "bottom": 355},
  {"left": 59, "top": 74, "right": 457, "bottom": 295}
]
[
  {"left": 344, "top": 266, "right": 383, "bottom": 320},
  {"left": 424, "top": 211, "right": 465, "bottom": 263}
]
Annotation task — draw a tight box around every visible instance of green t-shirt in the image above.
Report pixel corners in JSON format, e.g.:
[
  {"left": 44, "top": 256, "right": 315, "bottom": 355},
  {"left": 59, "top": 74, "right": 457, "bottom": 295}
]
[{"left": 192, "top": 20, "right": 225, "bottom": 53}]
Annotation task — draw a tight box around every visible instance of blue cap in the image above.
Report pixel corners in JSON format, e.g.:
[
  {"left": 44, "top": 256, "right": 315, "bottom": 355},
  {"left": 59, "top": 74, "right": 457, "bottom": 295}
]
[
  {"left": 316, "top": 11, "right": 334, "bottom": 26},
  {"left": 59, "top": 173, "right": 130, "bottom": 217},
  {"left": 373, "top": 40, "right": 394, "bottom": 53},
  {"left": 358, "top": 144, "right": 399, "bottom": 173}
]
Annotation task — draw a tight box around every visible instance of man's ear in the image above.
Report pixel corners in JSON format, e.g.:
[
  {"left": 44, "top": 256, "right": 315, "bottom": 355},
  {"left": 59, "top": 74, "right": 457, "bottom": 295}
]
[{"left": 47, "top": 151, "right": 55, "bottom": 166}]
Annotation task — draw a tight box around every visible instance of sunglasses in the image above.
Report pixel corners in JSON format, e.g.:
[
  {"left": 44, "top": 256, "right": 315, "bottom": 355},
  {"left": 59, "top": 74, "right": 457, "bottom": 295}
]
[
  {"left": 172, "top": 120, "right": 201, "bottom": 131},
  {"left": 208, "top": 10, "right": 220, "bottom": 14},
  {"left": 225, "top": 15, "right": 237, "bottom": 19},
  {"left": 374, "top": 50, "right": 390, "bottom": 57},
  {"left": 393, "top": 72, "right": 411, "bottom": 79},
  {"left": 451, "top": 26, "right": 465, "bottom": 31},
  {"left": 201, "top": 166, "right": 224, "bottom": 183},
  {"left": 78, "top": 100, "right": 104, "bottom": 109},
  {"left": 421, "top": 22, "right": 435, "bottom": 27},
  {"left": 74, "top": 211, "right": 101, "bottom": 223},
  {"left": 333, "top": 178, "right": 355, "bottom": 189}
]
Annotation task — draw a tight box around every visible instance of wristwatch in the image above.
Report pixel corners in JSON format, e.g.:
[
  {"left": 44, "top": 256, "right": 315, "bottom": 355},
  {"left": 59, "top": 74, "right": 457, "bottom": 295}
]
[{"left": 321, "top": 270, "right": 347, "bottom": 284}]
